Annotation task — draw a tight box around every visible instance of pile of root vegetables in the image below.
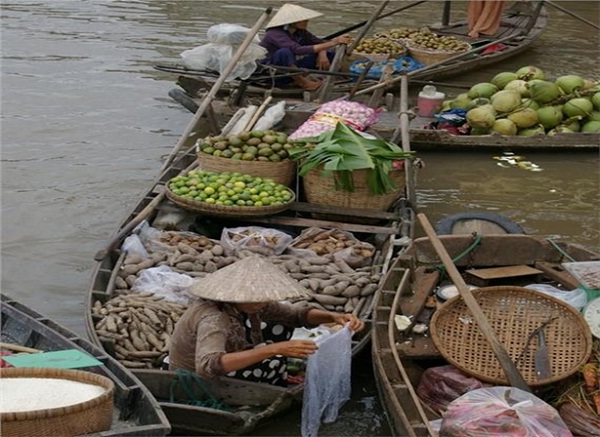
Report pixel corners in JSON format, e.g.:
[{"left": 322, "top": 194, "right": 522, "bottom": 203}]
[{"left": 91, "top": 226, "right": 382, "bottom": 369}]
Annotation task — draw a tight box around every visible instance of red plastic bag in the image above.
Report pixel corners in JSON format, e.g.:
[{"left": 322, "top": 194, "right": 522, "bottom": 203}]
[
  {"left": 416, "top": 365, "right": 489, "bottom": 413},
  {"left": 440, "top": 386, "right": 573, "bottom": 437}
]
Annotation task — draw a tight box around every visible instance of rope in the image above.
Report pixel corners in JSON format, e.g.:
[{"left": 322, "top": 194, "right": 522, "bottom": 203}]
[
  {"left": 545, "top": 238, "right": 576, "bottom": 262},
  {"left": 434, "top": 232, "right": 483, "bottom": 280},
  {"left": 169, "top": 369, "right": 231, "bottom": 411}
]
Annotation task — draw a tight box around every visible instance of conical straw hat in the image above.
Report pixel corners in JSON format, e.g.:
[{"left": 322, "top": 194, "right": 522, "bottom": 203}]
[
  {"left": 265, "top": 3, "right": 324, "bottom": 29},
  {"left": 189, "top": 256, "right": 313, "bottom": 303}
]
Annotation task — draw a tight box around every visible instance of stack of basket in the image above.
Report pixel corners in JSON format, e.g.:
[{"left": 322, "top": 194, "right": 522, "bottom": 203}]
[{"left": 197, "top": 152, "right": 296, "bottom": 187}]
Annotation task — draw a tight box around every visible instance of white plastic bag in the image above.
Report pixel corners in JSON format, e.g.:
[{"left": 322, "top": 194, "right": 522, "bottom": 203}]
[
  {"left": 180, "top": 23, "right": 267, "bottom": 82},
  {"left": 253, "top": 101, "right": 287, "bottom": 131},
  {"left": 525, "top": 284, "right": 587, "bottom": 311},
  {"left": 131, "top": 265, "right": 195, "bottom": 306},
  {"left": 301, "top": 325, "right": 352, "bottom": 437}
]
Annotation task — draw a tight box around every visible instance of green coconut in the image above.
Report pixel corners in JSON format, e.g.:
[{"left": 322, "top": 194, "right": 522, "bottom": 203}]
[
  {"left": 592, "top": 93, "right": 600, "bottom": 111},
  {"left": 582, "top": 79, "right": 599, "bottom": 90},
  {"left": 536, "top": 106, "right": 564, "bottom": 130},
  {"left": 515, "top": 65, "right": 546, "bottom": 81},
  {"left": 491, "top": 72, "right": 518, "bottom": 90},
  {"left": 520, "top": 99, "right": 540, "bottom": 110},
  {"left": 528, "top": 80, "right": 562, "bottom": 104},
  {"left": 490, "top": 90, "right": 522, "bottom": 114},
  {"left": 466, "top": 98, "right": 491, "bottom": 111},
  {"left": 504, "top": 79, "right": 530, "bottom": 97},
  {"left": 547, "top": 126, "right": 576, "bottom": 136},
  {"left": 518, "top": 125, "right": 546, "bottom": 136},
  {"left": 441, "top": 100, "right": 453, "bottom": 112},
  {"left": 491, "top": 118, "right": 518, "bottom": 136},
  {"left": 563, "top": 118, "right": 581, "bottom": 132},
  {"left": 555, "top": 75, "right": 585, "bottom": 94},
  {"left": 470, "top": 126, "right": 490, "bottom": 136},
  {"left": 466, "top": 104, "right": 497, "bottom": 129},
  {"left": 507, "top": 108, "right": 539, "bottom": 128},
  {"left": 581, "top": 120, "right": 600, "bottom": 133},
  {"left": 467, "top": 82, "right": 498, "bottom": 99},
  {"left": 563, "top": 98, "right": 594, "bottom": 118},
  {"left": 451, "top": 93, "right": 472, "bottom": 109},
  {"left": 588, "top": 111, "right": 600, "bottom": 122}
]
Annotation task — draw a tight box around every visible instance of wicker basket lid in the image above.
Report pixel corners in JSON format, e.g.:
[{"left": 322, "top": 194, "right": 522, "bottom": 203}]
[{"left": 430, "top": 286, "right": 592, "bottom": 386}]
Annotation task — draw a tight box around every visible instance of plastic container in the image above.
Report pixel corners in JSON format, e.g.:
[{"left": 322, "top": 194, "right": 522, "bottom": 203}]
[{"left": 417, "top": 85, "right": 445, "bottom": 117}]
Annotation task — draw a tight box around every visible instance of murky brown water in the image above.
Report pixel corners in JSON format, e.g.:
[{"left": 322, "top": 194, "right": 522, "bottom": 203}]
[{"left": 2, "top": 1, "right": 598, "bottom": 435}]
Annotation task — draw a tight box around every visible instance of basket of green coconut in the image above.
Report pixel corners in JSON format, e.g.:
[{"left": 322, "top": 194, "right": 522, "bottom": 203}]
[
  {"left": 196, "top": 130, "right": 298, "bottom": 186},
  {"left": 165, "top": 170, "right": 296, "bottom": 218}
]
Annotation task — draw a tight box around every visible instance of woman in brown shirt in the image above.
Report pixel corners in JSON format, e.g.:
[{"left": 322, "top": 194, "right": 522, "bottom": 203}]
[{"left": 169, "top": 256, "right": 364, "bottom": 386}]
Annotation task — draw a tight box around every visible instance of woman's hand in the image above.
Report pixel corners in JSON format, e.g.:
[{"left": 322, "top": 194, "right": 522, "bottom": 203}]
[
  {"left": 334, "top": 34, "right": 352, "bottom": 45},
  {"left": 270, "top": 340, "right": 318, "bottom": 358},
  {"left": 316, "top": 50, "right": 330, "bottom": 70},
  {"left": 333, "top": 313, "right": 365, "bottom": 333}
]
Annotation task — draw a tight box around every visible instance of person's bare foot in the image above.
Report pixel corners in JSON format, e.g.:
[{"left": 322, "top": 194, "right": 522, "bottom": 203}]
[
  {"left": 293, "top": 75, "right": 322, "bottom": 91},
  {"left": 468, "top": 30, "right": 479, "bottom": 39}
]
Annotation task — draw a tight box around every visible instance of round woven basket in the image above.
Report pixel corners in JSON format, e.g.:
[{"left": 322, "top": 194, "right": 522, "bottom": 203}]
[
  {"left": 197, "top": 152, "right": 296, "bottom": 187},
  {"left": 0, "top": 367, "right": 114, "bottom": 437},
  {"left": 165, "top": 184, "right": 295, "bottom": 218},
  {"left": 302, "top": 167, "right": 405, "bottom": 211},
  {"left": 406, "top": 42, "right": 471, "bottom": 66},
  {"left": 430, "top": 286, "right": 592, "bottom": 386}
]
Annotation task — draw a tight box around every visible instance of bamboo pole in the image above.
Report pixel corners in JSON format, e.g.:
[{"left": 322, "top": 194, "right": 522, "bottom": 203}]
[{"left": 159, "top": 7, "right": 273, "bottom": 174}]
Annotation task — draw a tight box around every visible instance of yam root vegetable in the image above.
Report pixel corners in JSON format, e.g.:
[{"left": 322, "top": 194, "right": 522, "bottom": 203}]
[
  {"left": 124, "top": 254, "right": 144, "bottom": 265},
  {"left": 581, "top": 363, "right": 600, "bottom": 414},
  {"left": 306, "top": 257, "right": 332, "bottom": 266},
  {"left": 361, "top": 283, "right": 378, "bottom": 296},
  {"left": 342, "top": 285, "right": 361, "bottom": 298},
  {"left": 176, "top": 261, "right": 196, "bottom": 271},
  {"left": 314, "top": 294, "right": 347, "bottom": 306},
  {"left": 321, "top": 285, "right": 339, "bottom": 296},
  {"left": 204, "top": 261, "right": 218, "bottom": 273},
  {"left": 120, "top": 360, "right": 148, "bottom": 369},
  {"left": 559, "top": 402, "right": 600, "bottom": 436},
  {"left": 334, "top": 281, "right": 351, "bottom": 294}
]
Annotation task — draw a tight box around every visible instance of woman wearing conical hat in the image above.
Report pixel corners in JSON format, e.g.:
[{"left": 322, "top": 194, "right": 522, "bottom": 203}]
[
  {"left": 259, "top": 3, "right": 352, "bottom": 91},
  {"left": 169, "top": 256, "right": 364, "bottom": 387}
]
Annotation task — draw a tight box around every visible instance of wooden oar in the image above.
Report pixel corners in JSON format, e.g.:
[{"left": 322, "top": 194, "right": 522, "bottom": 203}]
[
  {"left": 416, "top": 213, "right": 531, "bottom": 392},
  {"left": 545, "top": 0, "right": 600, "bottom": 31},
  {"left": 325, "top": 0, "right": 427, "bottom": 39},
  {"left": 159, "top": 7, "right": 273, "bottom": 174},
  {"left": 0, "top": 342, "right": 42, "bottom": 354},
  {"left": 352, "top": 33, "right": 523, "bottom": 97}
]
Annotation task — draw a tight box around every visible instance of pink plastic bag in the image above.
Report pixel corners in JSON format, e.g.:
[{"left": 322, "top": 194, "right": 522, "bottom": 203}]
[{"left": 440, "top": 386, "right": 573, "bottom": 437}]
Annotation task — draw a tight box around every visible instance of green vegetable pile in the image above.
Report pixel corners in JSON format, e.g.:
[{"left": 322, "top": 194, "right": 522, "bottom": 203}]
[{"left": 289, "top": 122, "right": 415, "bottom": 195}]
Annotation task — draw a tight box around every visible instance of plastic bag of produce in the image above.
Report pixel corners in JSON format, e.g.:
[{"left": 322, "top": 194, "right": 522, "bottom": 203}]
[
  {"left": 180, "top": 24, "right": 266, "bottom": 81},
  {"left": 289, "top": 227, "right": 365, "bottom": 257},
  {"left": 440, "top": 386, "right": 573, "bottom": 437},
  {"left": 349, "top": 56, "right": 424, "bottom": 79},
  {"left": 132, "top": 265, "right": 195, "bottom": 306},
  {"left": 332, "top": 242, "right": 375, "bottom": 268},
  {"left": 221, "top": 226, "right": 293, "bottom": 256},
  {"left": 288, "top": 99, "right": 380, "bottom": 140},
  {"left": 416, "top": 365, "right": 489, "bottom": 414}
]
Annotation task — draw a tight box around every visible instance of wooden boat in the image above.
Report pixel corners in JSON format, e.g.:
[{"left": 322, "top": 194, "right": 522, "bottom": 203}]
[
  {"left": 85, "top": 99, "right": 416, "bottom": 434},
  {"left": 157, "top": 1, "right": 547, "bottom": 104},
  {"left": 0, "top": 293, "right": 171, "bottom": 437},
  {"left": 371, "top": 232, "right": 599, "bottom": 436}
]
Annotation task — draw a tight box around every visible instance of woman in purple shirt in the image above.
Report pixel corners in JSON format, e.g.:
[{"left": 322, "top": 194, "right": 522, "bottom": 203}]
[{"left": 259, "top": 3, "right": 352, "bottom": 90}]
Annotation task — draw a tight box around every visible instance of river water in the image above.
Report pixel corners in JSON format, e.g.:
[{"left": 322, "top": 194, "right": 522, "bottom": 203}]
[{"left": 1, "top": 1, "right": 598, "bottom": 435}]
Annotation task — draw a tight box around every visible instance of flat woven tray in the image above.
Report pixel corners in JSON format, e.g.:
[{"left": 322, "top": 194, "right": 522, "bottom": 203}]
[
  {"left": 165, "top": 184, "right": 295, "bottom": 218},
  {"left": 430, "top": 286, "right": 592, "bottom": 386}
]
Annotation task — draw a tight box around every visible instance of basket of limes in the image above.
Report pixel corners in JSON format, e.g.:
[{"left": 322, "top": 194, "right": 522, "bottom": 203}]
[
  {"left": 165, "top": 170, "right": 295, "bottom": 217},
  {"left": 196, "top": 130, "right": 298, "bottom": 187}
]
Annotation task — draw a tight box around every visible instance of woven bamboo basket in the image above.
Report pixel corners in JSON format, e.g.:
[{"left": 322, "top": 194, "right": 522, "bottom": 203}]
[
  {"left": 0, "top": 367, "right": 114, "bottom": 437},
  {"left": 406, "top": 42, "right": 471, "bottom": 66},
  {"left": 430, "top": 286, "right": 592, "bottom": 387},
  {"left": 197, "top": 152, "right": 296, "bottom": 187},
  {"left": 165, "top": 184, "right": 295, "bottom": 218},
  {"left": 302, "top": 167, "right": 405, "bottom": 212}
]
